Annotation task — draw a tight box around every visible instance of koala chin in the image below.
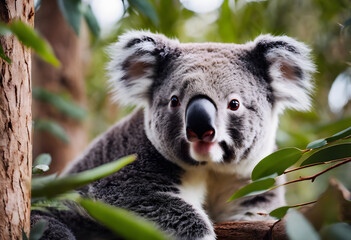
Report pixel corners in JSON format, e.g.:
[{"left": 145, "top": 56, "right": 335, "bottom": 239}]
[{"left": 31, "top": 31, "right": 315, "bottom": 240}]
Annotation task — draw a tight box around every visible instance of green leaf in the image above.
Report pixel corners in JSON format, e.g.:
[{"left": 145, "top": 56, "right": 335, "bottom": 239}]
[
  {"left": 251, "top": 148, "right": 303, "bottom": 181},
  {"left": 320, "top": 222, "right": 351, "bottom": 240},
  {"left": 325, "top": 126, "right": 351, "bottom": 143},
  {"left": 31, "top": 174, "right": 58, "bottom": 194},
  {"left": 300, "top": 143, "right": 351, "bottom": 166},
  {"left": 306, "top": 127, "right": 351, "bottom": 150},
  {"left": 9, "top": 20, "right": 59, "bottom": 67},
  {"left": 32, "top": 154, "right": 51, "bottom": 174},
  {"left": 22, "top": 230, "right": 29, "bottom": 240},
  {"left": 33, "top": 154, "right": 52, "bottom": 167},
  {"left": 303, "top": 179, "right": 351, "bottom": 227},
  {"left": 227, "top": 177, "right": 275, "bottom": 202},
  {"left": 29, "top": 219, "right": 48, "bottom": 240},
  {"left": 128, "top": 0, "right": 159, "bottom": 26},
  {"left": 0, "top": 44, "right": 11, "bottom": 64},
  {"left": 31, "top": 155, "right": 136, "bottom": 198},
  {"left": 82, "top": 4, "right": 100, "bottom": 38},
  {"left": 269, "top": 206, "right": 291, "bottom": 219},
  {"left": 286, "top": 209, "right": 320, "bottom": 240},
  {"left": 33, "top": 87, "right": 87, "bottom": 120},
  {"left": 0, "top": 23, "right": 11, "bottom": 35},
  {"left": 57, "top": 0, "right": 82, "bottom": 35},
  {"left": 79, "top": 198, "right": 167, "bottom": 240},
  {"left": 32, "top": 164, "right": 49, "bottom": 175},
  {"left": 306, "top": 138, "right": 327, "bottom": 150},
  {"left": 34, "top": 119, "right": 69, "bottom": 143},
  {"left": 31, "top": 199, "right": 70, "bottom": 211}
]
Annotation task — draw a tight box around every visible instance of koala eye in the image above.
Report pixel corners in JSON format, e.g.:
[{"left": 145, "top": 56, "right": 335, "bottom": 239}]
[
  {"left": 170, "top": 95, "right": 180, "bottom": 107},
  {"left": 228, "top": 99, "right": 240, "bottom": 111}
]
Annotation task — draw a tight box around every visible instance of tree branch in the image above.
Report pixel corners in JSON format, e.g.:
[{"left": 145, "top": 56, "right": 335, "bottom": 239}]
[{"left": 284, "top": 157, "right": 351, "bottom": 174}]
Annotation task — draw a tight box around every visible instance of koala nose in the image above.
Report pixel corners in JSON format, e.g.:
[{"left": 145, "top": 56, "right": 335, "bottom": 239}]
[{"left": 185, "top": 97, "right": 216, "bottom": 142}]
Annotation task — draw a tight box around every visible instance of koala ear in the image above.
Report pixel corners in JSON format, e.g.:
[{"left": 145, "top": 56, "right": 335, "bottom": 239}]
[
  {"left": 249, "top": 35, "right": 316, "bottom": 112},
  {"left": 107, "top": 31, "right": 178, "bottom": 107}
]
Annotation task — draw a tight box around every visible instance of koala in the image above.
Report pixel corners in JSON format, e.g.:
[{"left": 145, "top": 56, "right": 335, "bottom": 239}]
[{"left": 31, "top": 31, "right": 315, "bottom": 240}]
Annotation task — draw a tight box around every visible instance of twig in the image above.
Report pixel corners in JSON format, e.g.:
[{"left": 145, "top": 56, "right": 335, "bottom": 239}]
[
  {"left": 283, "top": 158, "right": 351, "bottom": 185},
  {"left": 284, "top": 157, "right": 351, "bottom": 174},
  {"left": 289, "top": 200, "right": 317, "bottom": 208},
  {"left": 267, "top": 158, "right": 351, "bottom": 192}
]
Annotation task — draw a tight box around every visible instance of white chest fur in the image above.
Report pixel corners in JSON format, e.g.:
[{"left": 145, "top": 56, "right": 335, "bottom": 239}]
[{"left": 178, "top": 168, "right": 285, "bottom": 223}]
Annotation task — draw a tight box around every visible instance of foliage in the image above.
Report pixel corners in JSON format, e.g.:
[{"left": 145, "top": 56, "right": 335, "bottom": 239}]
[
  {"left": 56, "top": 0, "right": 100, "bottom": 37},
  {"left": 30, "top": 154, "right": 168, "bottom": 239},
  {"left": 27, "top": 0, "right": 351, "bottom": 239},
  {"left": 31, "top": 155, "right": 135, "bottom": 198},
  {"left": 23, "top": 220, "right": 48, "bottom": 240},
  {"left": 286, "top": 210, "right": 320, "bottom": 240},
  {"left": 33, "top": 87, "right": 87, "bottom": 121},
  {"left": 79, "top": 198, "right": 167, "bottom": 240},
  {"left": 32, "top": 154, "right": 52, "bottom": 175},
  {"left": 0, "top": 20, "right": 59, "bottom": 66},
  {"left": 33, "top": 119, "right": 70, "bottom": 144},
  {"left": 229, "top": 127, "right": 351, "bottom": 239}
]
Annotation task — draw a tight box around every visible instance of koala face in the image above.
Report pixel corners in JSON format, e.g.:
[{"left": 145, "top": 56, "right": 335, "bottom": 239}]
[{"left": 108, "top": 31, "right": 315, "bottom": 172}]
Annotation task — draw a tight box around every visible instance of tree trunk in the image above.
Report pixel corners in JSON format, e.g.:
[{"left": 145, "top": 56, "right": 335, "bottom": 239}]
[
  {"left": 0, "top": 0, "right": 34, "bottom": 239},
  {"left": 32, "top": 0, "right": 87, "bottom": 174}
]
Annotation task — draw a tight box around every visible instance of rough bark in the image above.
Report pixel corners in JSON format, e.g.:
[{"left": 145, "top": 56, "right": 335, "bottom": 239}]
[
  {"left": 32, "top": 0, "right": 87, "bottom": 174},
  {"left": 0, "top": 0, "right": 34, "bottom": 239}
]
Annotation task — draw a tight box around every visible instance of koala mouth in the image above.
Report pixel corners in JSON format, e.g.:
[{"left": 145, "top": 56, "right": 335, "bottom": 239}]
[
  {"left": 192, "top": 141, "right": 215, "bottom": 155},
  {"left": 189, "top": 141, "right": 224, "bottom": 163}
]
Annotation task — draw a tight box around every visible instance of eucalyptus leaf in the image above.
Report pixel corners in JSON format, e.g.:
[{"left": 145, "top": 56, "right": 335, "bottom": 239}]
[
  {"left": 79, "top": 198, "right": 167, "bottom": 240},
  {"left": 29, "top": 219, "right": 48, "bottom": 240},
  {"left": 31, "top": 174, "right": 58, "bottom": 193},
  {"left": 34, "top": 119, "right": 69, "bottom": 143},
  {"left": 33, "top": 154, "right": 52, "bottom": 168},
  {"left": 32, "top": 164, "right": 50, "bottom": 175},
  {"left": 320, "top": 222, "right": 351, "bottom": 240},
  {"left": 300, "top": 143, "right": 351, "bottom": 166},
  {"left": 0, "top": 44, "right": 11, "bottom": 64},
  {"left": 302, "top": 179, "right": 351, "bottom": 228},
  {"left": 82, "top": 4, "right": 100, "bottom": 38},
  {"left": 0, "top": 23, "right": 11, "bottom": 35},
  {"left": 9, "top": 20, "right": 59, "bottom": 66},
  {"left": 128, "top": 0, "right": 159, "bottom": 26},
  {"left": 227, "top": 177, "right": 275, "bottom": 202},
  {"left": 32, "top": 155, "right": 136, "bottom": 198},
  {"left": 269, "top": 206, "right": 291, "bottom": 219},
  {"left": 251, "top": 148, "right": 303, "bottom": 181},
  {"left": 33, "top": 87, "right": 87, "bottom": 120},
  {"left": 306, "top": 138, "right": 327, "bottom": 150},
  {"left": 22, "top": 230, "right": 29, "bottom": 240},
  {"left": 325, "top": 126, "right": 351, "bottom": 143},
  {"left": 57, "top": 0, "right": 82, "bottom": 35},
  {"left": 286, "top": 209, "right": 320, "bottom": 240},
  {"left": 31, "top": 199, "right": 70, "bottom": 211}
]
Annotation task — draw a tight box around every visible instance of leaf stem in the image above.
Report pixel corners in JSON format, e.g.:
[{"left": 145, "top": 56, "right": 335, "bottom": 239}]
[
  {"left": 267, "top": 158, "right": 351, "bottom": 192},
  {"left": 289, "top": 200, "right": 317, "bottom": 208},
  {"left": 283, "top": 157, "right": 351, "bottom": 174},
  {"left": 282, "top": 158, "right": 351, "bottom": 185}
]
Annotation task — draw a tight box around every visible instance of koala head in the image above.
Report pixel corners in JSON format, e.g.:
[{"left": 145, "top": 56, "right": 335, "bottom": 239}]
[{"left": 108, "top": 31, "right": 315, "bottom": 173}]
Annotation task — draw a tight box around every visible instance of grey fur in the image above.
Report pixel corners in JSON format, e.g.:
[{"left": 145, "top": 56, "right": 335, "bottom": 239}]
[{"left": 31, "top": 31, "right": 315, "bottom": 240}]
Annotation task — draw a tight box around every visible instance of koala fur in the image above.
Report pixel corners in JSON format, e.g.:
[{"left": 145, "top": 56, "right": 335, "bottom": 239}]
[{"left": 31, "top": 31, "right": 315, "bottom": 240}]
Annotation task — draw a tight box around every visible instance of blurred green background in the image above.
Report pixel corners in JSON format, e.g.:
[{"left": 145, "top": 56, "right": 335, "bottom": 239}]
[{"left": 36, "top": 0, "right": 351, "bottom": 205}]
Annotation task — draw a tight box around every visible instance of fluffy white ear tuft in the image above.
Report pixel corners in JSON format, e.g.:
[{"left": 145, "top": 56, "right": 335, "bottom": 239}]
[
  {"left": 107, "top": 30, "right": 179, "bottom": 107},
  {"left": 252, "top": 35, "right": 316, "bottom": 112}
]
